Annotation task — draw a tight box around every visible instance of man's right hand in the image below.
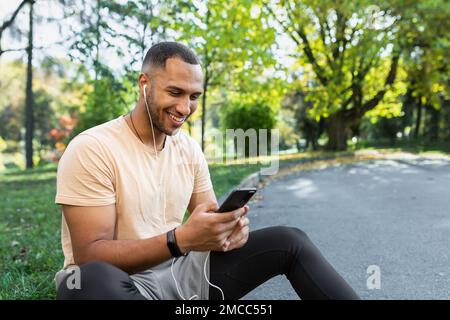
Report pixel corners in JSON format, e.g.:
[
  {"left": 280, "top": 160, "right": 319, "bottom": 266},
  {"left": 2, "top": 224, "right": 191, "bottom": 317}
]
[{"left": 176, "top": 202, "right": 248, "bottom": 253}]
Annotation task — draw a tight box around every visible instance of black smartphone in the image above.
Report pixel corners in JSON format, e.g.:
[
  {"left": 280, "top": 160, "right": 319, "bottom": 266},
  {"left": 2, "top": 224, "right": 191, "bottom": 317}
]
[{"left": 217, "top": 188, "right": 257, "bottom": 213}]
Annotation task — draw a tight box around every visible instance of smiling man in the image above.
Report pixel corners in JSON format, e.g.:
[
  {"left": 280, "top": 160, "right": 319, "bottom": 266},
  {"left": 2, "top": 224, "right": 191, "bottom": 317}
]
[{"left": 55, "top": 42, "right": 360, "bottom": 300}]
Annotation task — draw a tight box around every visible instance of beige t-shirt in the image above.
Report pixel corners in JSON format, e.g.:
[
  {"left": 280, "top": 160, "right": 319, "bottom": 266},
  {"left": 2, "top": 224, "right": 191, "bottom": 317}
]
[{"left": 55, "top": 115, "right": 213, "bottom": 268}]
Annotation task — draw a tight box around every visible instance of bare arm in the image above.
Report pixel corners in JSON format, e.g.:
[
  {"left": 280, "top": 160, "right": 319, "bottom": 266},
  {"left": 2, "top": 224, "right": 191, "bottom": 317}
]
[
  {"left": 63, "top": 199, "right": 246, "bottom": 274},
  {"left": 187, "top": 189, "right": 218, "bottom": 215},
  {"left": 63, "top": 204, "right": 173, "bottom": 274}
]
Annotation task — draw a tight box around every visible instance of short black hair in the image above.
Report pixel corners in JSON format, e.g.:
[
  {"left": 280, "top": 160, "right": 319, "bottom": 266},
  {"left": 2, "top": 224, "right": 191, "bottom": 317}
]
[{"left": 141, "top": 42, "right": 200, "bottom": 72}]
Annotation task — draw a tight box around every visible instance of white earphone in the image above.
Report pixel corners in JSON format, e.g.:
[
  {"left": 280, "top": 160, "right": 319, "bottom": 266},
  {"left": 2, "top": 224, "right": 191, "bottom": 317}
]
[{"left": 143, "top": 83, "right": 158, "bottom": 157}]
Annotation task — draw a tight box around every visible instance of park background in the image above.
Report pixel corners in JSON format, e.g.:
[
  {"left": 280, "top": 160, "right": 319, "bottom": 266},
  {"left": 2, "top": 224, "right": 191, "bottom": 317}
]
[{"left": 0, "top": 0, "right": 449, "bottom": 299}]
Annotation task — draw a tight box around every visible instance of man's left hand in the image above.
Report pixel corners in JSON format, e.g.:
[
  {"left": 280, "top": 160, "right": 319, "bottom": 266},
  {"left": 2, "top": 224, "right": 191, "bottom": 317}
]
[{"left": 222, "top": 205, "right": 250, "bottom": 251}]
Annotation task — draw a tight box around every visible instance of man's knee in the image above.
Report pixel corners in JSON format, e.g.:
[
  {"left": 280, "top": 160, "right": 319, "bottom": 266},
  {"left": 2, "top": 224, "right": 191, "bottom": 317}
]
[
  {"left": 271, "top": 225, "right": 309, "bottom": 242},
  {"left": 267, "top": 226, "right": 312, "bottom": 253},
  {"left": 56, "top": 261, "right": 127, "bottom": 300}
]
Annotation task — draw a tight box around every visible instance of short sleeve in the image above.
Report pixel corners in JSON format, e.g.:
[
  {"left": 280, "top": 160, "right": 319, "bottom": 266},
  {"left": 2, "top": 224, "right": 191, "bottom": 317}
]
[
  {"left": 55, "top": 134, "right": 116, "bottom": 206},
  {"left": 191, "top": 139, "right": 213, "bottom": 194}
]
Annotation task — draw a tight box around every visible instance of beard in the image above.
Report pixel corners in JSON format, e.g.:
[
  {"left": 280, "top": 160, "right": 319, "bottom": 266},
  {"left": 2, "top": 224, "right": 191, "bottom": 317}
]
[{"left": 144, "top": 94, "right": 180, "bottom": 136}]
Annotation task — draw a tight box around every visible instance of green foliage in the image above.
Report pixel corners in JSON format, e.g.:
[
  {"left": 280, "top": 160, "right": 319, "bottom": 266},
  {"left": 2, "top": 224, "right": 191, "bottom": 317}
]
[
  {"left": 282, "top": 87, "right": 325, "bottom": 150},
  {"left": 70, "top": 74, "right": 130, "bottom": 138},
  {"left": 0, "top": 137, "right": 6, "bottom": 171},
  {"left": 398, "top": 0, "right": 449, "bottom": 108},
  {"left": 221, "top": 100, "right": 276, "bottom": 133},
  {"left": 220, "top": 99, "right": 276, "bottom": 157},
  {"left": 273, "top": 0, "right": 400, "bottom": 115},
  {"left": 175, "top": 0, "right": 277, "bottom": 80},
  {"left": 266, "top": 0, "right": 449, "bottom": 149},
  {"left": 0, "top": 59, "right": 87, "bottom": 159},
  {"left": 33, "top": 89, "right": 56, "bottom": 148},
  {"left": 358, "top": 0, "right": 450, "bottom": 144},
  {"left": 172, "top": 0, "right": 279, "bottom": 147}
]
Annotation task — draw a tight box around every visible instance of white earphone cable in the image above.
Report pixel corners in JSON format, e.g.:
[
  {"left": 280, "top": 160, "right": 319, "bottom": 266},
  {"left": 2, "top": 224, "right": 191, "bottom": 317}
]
[
  {"left": 170, "top": 251, "right": 224, "bottom": 301},
  {"left": 171, "top": 257, "right": 198, "bottom": 300},
  {"left": 204, "top": 251, "right": 225, "bottom": 300},
  {"left": 143, "top": 84, "right": 158, "bottom": 157},
  {"left": 143, "top": 84, "right": 168, "bottom": 225}
]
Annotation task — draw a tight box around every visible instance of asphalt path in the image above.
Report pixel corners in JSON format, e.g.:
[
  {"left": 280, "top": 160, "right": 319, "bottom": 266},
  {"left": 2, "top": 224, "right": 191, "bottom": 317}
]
[{"left": 240, "top": 156, "right": 450, "bottom": 300}]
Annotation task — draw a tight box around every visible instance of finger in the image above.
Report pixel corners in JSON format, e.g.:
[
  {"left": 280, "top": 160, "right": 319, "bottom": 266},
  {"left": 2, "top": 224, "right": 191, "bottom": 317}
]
[
  {"left": 226, "top": 217, "right": 249, "bottom": 240},
  {"left": 230, "top": 216, "right": 248, "bottom": 229},
  {"left": 238, "top": 216, "right": 250, "bottom": 228},
  {"left": 230, "top": 206, "right": 247, "bottom": 219},
  {"left": 228, "top": 224, "right": 249, "bottom": 244},
  {"left": 227, "top": 226, "right": 249, "bottom": 250},
  {"left": 236, "top": 226, "right": 249, "bottom": 244},
  {"left": 214, "top": 207, "right": 246, "bottom": 223},
  {"left": 240, "top": 205, "right": 249, "bottom": 219},
  {"left": 222, "top": 239, "right": 231, "bottom": 252},
  {"left": 218, "top": 218, "right": 241, "bottom": 234},
  {"left": 225, "top": 224, "right": 241, "bottom": 242},
  {"left": 240, "top": 208, "right": 249, "bottom": 219}
]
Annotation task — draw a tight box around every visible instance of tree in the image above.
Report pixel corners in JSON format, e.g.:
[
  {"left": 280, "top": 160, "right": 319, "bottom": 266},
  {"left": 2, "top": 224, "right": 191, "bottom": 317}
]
[
  {"left": 63, "top": 0, "right": 178, "bottom": 136},
  {"left": 105, "top": 0, "right": 175, "bottom": 68},
  {"left": 282, "top": 87, "right": 324, "bottom": 150},
  {"left": 0, "top": 60, "right": 26, "bottom": 143},
  {"left": 24, "top": 0, "right": 35, "bottom": 168},
  {"left": 0, "top": 0, "right": 30, "bottom": 57},
  {"left": 221, "top": 101, "right": 276, "bottom": 157},
  {"left": 398, "top": 0, "right": 449, "bottom": 141},
  {"left": 62, "top": 0, "right": 131, "bottom": 135},
  {"left": 266, "top": 0, "right": 405, "bottom": 150},
  {"left": 1, "top": 0, "right": 70, "bottom": 168},
  {"left": 174, "top": 0, "right": 277, "bottom": 151},
  {"left": 0, "top": 0, "right": 36, "bottom": 168}
]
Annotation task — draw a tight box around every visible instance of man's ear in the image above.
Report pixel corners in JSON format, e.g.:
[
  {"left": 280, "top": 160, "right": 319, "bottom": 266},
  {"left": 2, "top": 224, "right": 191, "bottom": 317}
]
[{"left": 138, "top": 73, "right": 147, "bottom": 92}]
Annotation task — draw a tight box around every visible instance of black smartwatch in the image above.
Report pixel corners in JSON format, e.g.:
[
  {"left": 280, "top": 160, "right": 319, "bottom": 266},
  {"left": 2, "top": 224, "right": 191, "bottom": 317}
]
[{"left": 166, "top": 227, "right": 187, "bottom": 257}]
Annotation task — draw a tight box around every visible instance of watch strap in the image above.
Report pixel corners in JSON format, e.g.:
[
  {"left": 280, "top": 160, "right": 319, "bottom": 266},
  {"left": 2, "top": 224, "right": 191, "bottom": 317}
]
[{"left": 167, "top": 228, "right": 185, "bottom": 257}]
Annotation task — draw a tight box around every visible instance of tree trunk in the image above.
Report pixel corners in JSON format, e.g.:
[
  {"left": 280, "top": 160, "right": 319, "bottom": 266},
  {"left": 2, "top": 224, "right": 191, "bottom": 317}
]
[
  {"left": 326, "top": 112, "right": 348, "bottom": 151},
  {"left": 426, "top": 104, "right": 440, "bottom": 142},
  {"left": 401, "top": 86, "right": 415, "bottom": 131},
  {"left": 94, "top": 0, "right": 101, "bottom": 82},
  {"left": 312, "top": 117, "right": 324, "bottom": 150},
  {"left": 414, "top": 97, "right": 423, "bottom": 139},
  {"left": 200, "top": 7, "right": 211, "bottom": 152},
  {"left": 201, "top": 70, "right": 208, "bottom": 152},
  {"left": 25, "top": 0, "right": 34, "bottom": 169}
]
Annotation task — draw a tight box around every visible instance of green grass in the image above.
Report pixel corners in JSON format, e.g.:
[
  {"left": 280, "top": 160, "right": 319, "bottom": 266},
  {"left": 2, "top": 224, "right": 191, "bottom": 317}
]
[
  {"left": 209, "top": 163, "right": 261, "bottom": 197},
  {"left": 0, "top": 163, "right": 61, "bottom": 299},
  {"left": 0, "top": 161, "right": 262, "bottom": 299}
]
